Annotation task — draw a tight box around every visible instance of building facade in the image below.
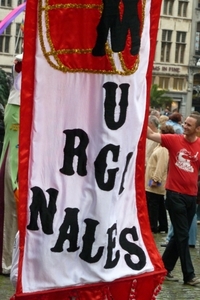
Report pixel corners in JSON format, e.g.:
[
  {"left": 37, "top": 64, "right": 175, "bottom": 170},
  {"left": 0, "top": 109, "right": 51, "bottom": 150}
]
[
  {"left": 1, "top": 0, "right": 200, "bottom": 117},
  {"left": 0, "top": 0, "right": 24, "bottom": 74},
  {"left": 152, "top": 0, "right": 195, "bottom": 117},
  {"left": 190, "top": 0, "right": 200, "bottom": 112}
]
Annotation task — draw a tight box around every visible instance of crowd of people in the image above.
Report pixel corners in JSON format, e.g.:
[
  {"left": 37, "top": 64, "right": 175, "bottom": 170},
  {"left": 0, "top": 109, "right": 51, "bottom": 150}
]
[{"left": 146, "top": 107, "right": 200, "bottom": 286}]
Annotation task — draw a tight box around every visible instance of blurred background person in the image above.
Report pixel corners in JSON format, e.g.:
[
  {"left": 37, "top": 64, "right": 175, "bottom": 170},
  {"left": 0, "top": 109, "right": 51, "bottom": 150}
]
[
  {"left": 145, "top": 115, "right": 159, "bottom": 166},
  {"left": 145, "top": 124, "right": 175, "bottom": 234},
  {"left": 163, "top": 107, "right": 171, "bottom": 116},
  {"left": 166, "top": 112, "right": 183, "bottom": 134},
  {"left": 158, "top": 115, "right": 169, "bottom": 130},
  {"left": 150, "top": 109, "right": 160, "bottom": 119}
]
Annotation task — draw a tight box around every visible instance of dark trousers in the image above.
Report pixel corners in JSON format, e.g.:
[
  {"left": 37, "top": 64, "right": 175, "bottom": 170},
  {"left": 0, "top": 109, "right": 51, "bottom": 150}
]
[
  {"left": 146, "top": 191, "right": 168, "bottom": 233},
  {"left": 162, "top": 190, "right": 196, "bottom": 283}
]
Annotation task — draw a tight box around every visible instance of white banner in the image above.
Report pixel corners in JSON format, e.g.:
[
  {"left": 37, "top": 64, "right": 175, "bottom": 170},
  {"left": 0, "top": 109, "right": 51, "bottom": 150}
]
[{"left": 15, "top": 0, "right": 165, "bottom": 299}]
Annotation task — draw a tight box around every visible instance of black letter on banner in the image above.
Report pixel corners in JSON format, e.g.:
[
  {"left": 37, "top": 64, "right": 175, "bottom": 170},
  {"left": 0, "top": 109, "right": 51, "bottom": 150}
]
[
  {"left": 119, "top": 152, "right": 133, "bottom": 194},
  {"left": 79, "top": 219, "right": 104, "bottom": 263},
  {"left": 51, "top": 208, "right": 80, "bottom": 253},
  {"left": 103, "top": 82, "right": 129, "bottom": 130},
  {"left": 94, "top": 144, "right": 119, "bottom": 191},
  {"left": 92, "top": 0, "right": 121, "bottom": 56},
  {"left": 120, "top": 226, "right": 146, "bottom": 270},
  {"left": 27, "top": 187, "right": 58, "bottom": 234},
  {"left": 104, "top": 223, "right": 120, "bottom": 269},
  {"left": 121, "top": 0, "right": 141, "bottom": 56},
  {"left": 92, "top": 0, "right": 141, "bottom": 56},
  {"left": 60, "top": 129, "right": 89, "bottom": 176}
]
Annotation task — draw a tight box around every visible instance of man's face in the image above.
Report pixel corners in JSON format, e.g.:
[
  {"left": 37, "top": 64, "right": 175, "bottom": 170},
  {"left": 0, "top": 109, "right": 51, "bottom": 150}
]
[{"left": 183, "top": 117, "right": 198, "bottom": 136}]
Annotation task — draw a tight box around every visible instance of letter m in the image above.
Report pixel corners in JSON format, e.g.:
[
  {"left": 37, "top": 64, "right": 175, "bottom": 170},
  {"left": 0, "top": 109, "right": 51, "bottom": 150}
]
[{"left": 27, "top": 186, "right": 58, "bottom": 234}]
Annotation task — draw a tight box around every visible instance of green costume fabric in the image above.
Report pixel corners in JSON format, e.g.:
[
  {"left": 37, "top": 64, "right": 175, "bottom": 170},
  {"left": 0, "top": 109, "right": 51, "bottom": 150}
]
[
  {"left": 0, "top": 103, "right": 19, "bottom": 274},
  {"left": 0, "top": 104, "right": 20, "bottom": 191}
]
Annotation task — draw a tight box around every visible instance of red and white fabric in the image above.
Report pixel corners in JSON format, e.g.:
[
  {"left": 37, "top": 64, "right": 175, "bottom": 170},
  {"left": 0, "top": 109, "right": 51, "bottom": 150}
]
[{"left": 12, "top": 0, "right": 165, "bottom": 299}]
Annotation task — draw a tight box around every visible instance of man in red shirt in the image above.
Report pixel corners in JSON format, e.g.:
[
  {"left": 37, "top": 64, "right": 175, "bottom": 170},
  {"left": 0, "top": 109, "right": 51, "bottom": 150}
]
[{"left": 147, "top": 114, "right": 200, "bottom": 286}]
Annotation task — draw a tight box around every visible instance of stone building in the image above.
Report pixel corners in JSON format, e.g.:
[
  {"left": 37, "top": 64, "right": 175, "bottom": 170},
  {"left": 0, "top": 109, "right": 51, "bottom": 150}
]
[
  {"left": 1, "top": 0, "right": 200, "bottom": 117},
  {"left": 152, "top": 0, "right": 194, "bottom": 116},
  {"left": 190, "top": 0, "right": 200, "bottom": 113},
  {"left": 152, "top": 0, "right": 200, "bottom": 117},
  {"left": 0, "top": 0, "right": 24, "bottom": 74}
]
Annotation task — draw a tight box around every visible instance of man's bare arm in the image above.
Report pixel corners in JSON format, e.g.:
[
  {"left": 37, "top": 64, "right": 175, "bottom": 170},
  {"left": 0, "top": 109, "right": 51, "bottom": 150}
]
[{"left": 147, "top": 126, "right": 161, "bottom": 143}]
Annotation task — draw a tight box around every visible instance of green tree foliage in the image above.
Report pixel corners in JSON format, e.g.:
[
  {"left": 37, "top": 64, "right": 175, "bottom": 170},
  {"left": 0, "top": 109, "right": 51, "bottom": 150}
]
[
  {"left": 0, "top": 68, "right": 10, "bottom": 107},
  {"left": 150, "top": 84, "right": 172, "bottom": 109}
]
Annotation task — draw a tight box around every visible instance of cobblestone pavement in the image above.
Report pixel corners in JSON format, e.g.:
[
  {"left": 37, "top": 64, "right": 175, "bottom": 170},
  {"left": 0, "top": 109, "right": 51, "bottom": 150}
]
[
  {"left": 0, "top": 274, "right": 14, "bottom": 299},
  {"left": 0, "top": 228, "right": 200, "bottom": 300},
  {"left": 155, "top": 230, "right": 200, "bottom": 300}
]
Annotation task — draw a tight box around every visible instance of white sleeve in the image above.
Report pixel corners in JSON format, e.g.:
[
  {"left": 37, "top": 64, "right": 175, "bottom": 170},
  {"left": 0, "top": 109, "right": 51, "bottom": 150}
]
[{"left": 10, "top": 232, "right": 19, "bottom": 288}]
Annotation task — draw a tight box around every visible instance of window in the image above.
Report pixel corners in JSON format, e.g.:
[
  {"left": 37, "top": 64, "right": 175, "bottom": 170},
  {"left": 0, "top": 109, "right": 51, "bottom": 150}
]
[
  {"left": 198, "top": 0, "right": 200, "bottom": 8},
  {"left": 151, "top": 76, "right": 156, "bottom": 85},
  {"left": 0, "top": 24, "right": 11, "bottom": 53},
  {"left": 163, "top": 0, "right": 174, "bottom": 15},
  {"left": 175, "top": 31, "right": 186, "bottom": 63},
  {"left": 0, "top": 0, "right": 12, "bottom": 7},
  {"left": 173, "top": 78, "right": 184, "bottom": 90},
  {"left": 17, "top": 0, "right": 23, "bottom": 4},
  {"left": 178, "top": 1, "right": 188, "bottom": 17},
  {"left": 195, "top": 23, "right": 200, "bottom": 56},
  {"left": 161, "top": 30, "right": 172, "bottom": 62},
  {"left": 15, "top": 23, "right": 23, "bottom": 54},
  {"left": 159, "top": 77, "right": 169, "bottom": 89}
]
